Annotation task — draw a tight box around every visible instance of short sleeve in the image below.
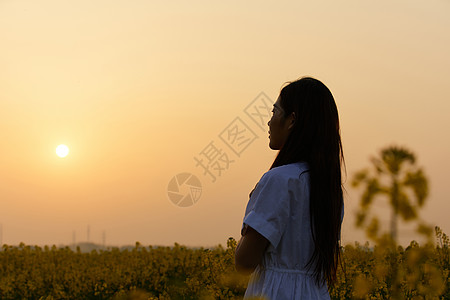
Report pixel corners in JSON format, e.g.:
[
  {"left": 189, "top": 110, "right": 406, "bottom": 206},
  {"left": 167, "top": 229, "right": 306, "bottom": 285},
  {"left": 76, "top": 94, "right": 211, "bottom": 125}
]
[{"left": 242, "top": 171, "right": 290, "bottom": 249}]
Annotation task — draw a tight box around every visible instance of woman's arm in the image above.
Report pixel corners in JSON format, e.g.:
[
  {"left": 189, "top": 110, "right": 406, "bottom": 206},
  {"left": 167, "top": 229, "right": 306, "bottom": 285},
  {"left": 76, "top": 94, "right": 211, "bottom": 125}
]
[{"left": 234, "top": 225, "right": 269, "bottom": 275}]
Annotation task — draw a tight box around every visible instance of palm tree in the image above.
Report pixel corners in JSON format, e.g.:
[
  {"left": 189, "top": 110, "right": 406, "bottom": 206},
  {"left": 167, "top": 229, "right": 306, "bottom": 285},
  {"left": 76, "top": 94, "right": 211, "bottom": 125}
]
[{"left": 352, "top": 146, "right": 428, "bottom": 242}]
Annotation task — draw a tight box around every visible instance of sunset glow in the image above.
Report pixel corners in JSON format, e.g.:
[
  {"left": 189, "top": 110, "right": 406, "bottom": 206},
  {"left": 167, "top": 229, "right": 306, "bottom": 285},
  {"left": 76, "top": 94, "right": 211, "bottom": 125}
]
[{"left": 0, "top": 0, "right": 449, "bottom": 248}]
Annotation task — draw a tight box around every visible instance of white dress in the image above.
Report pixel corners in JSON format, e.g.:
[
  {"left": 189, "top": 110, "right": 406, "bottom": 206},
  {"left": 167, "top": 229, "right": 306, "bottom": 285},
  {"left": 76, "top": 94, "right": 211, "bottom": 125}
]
[{"left": 241, "top": 162, "right": 336, "bottom": 300}]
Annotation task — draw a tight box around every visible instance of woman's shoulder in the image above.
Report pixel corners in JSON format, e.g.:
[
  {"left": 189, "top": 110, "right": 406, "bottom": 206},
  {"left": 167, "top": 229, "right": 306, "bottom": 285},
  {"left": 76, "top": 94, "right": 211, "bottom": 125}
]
[{"left": 262, "top": 162, "right": 309, "bottom": 181}]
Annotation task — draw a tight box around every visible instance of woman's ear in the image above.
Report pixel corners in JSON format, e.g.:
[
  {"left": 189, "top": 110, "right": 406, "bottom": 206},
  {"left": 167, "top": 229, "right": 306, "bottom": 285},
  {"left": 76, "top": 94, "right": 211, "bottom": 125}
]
[{"left": 288, "top": 112, "right": 296, "bottom": 130}]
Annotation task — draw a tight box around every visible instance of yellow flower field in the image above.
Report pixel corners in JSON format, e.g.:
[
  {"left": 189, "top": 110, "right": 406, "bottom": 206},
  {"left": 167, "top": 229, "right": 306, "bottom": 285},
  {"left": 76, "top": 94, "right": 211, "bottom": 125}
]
[{"left": 0, "top": 228, "right": 448, "bottom": 299}]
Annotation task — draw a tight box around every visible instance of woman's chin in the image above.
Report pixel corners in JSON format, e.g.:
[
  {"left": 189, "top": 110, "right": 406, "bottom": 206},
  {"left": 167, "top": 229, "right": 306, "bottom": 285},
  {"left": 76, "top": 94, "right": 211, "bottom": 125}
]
[{"left": 268, "top": 141, "right": 279, "bottom": 150}]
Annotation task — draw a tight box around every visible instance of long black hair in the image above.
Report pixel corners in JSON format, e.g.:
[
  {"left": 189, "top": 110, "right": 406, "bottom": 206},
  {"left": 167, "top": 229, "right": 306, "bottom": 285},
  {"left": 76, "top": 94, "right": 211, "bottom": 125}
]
[{"left": 270, "top": 76, "right": 344, "bottom": 286}]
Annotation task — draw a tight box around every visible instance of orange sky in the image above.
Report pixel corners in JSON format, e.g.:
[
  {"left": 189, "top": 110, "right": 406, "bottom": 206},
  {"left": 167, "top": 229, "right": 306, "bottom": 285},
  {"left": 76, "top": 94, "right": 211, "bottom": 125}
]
[{"left": 1, "top": 0, "right": 449, "bottom": 247}]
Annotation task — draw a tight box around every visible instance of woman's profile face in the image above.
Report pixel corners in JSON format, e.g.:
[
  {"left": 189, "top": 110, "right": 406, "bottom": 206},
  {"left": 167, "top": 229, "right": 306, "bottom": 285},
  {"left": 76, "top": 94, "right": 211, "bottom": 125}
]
[{"left": 268, "top": 96, "right": 294, "bottom": 150}]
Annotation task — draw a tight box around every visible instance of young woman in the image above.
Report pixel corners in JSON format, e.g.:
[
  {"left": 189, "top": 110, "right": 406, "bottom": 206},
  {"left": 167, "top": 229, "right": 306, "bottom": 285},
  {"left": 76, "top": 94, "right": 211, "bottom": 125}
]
[{"left": 235, "top": 77, "right": 344, "bottom": 299}]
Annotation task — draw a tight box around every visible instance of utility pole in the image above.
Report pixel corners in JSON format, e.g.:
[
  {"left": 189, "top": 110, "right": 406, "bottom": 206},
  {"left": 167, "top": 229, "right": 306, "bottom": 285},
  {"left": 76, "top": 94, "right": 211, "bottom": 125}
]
[{"left": 72, "top": 230, "right": 76, "bottom": 250}]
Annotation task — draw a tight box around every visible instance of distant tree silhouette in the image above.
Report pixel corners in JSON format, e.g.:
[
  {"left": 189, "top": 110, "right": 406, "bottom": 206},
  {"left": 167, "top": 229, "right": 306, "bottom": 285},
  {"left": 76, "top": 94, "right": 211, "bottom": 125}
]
[{"left": 352, "top": 145, "right": 429, "bottom": 243}]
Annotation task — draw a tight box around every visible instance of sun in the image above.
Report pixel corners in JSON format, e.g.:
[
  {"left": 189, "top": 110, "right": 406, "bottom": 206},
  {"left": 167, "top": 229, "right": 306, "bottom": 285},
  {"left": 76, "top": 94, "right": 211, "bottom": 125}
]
[{"left": 56, "top": 144, "right": 69, "bottom": 158}]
